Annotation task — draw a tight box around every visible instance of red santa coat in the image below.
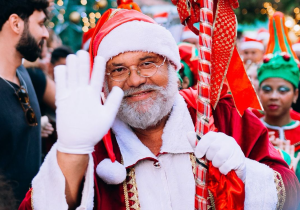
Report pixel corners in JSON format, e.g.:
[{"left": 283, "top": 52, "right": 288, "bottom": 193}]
[{"left": 19, "top": 89, "right": 300, "bottom": 210}]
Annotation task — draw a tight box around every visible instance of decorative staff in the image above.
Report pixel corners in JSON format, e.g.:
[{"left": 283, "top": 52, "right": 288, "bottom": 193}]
[{"left": 172, "top": 0, "right": 262, "bottom": 209}]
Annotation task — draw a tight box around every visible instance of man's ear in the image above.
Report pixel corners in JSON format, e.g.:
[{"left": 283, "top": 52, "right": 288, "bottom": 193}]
[{"left": 8, "top": 14, "right": 24, "bottom": 35}]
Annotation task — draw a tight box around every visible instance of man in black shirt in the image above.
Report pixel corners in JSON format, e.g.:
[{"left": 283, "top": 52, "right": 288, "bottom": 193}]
[{"left": 0, "top": 0, "right": 49, "bottom": 206}]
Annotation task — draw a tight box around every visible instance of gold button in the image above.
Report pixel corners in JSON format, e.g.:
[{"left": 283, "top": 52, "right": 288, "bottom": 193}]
[{"left": 153, "top": 161, "right": 161, "bottom": 168}]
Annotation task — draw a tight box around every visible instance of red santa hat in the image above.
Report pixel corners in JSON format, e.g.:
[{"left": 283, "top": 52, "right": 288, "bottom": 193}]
[
  {"left": 89, "top": 8, "right": 180, "bottom": 185},
  {"left": 181, "top": 25, "right": 198, "bottom": 41},
  {"left": 240, "top": 37, "right": 264, "bottom": 51},
  {"left": 81, "top": 27, "right": 95, "bottom": 51},
  {"left": 153, "top": 11, "right": 169, "bottom": 24},
  {"left": 256, "top": 28, "right": 270, "bottom": 41},
  {"left": 90, "top": 9, "right": 181, "bottom": 73}
]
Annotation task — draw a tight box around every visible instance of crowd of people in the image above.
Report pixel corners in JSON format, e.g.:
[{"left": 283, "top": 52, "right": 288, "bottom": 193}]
[{"left": 0, "top": 0, "right": 300, "bottom": 209}]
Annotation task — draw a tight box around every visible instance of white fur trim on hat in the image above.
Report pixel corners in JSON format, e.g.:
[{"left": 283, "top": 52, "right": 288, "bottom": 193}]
[
  {"left": 154, "top": 17, "right": 168, "bottom": 24},
  {"left": 240, "top": 41, "right": 264, "bottom": 51},
  {"left": 96, "top": 158, "right": 127, "bottom": 185},
  {"left": 97, "top": 20, "right": 181, "bottom": 71},
  {"left": 82, "top": 38, "right": 91, "bottom": 51},
  {"left": 256, "top": 32, "right": 270, "bottom": 41},
  {"left": 292, "top": 43, "right": 300, "bottom": 52},
  {"left": 181, "top": 30, "right": 198, "bottom": 41}
]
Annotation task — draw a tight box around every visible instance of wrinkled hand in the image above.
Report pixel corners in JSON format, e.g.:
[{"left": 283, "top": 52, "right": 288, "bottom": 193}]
[
  {"left": 54, "top": 50, "right": 124, "bottom": 154},
  {"left": 268, "top": 132, "right": 300, "bottom": 170},
  {"left": 187, "top": 131, "right": 246, "bottom": 182},
  {"left": 279, "top": 139, "right": 300, "bottom": 171},
  {"left": 269, "top": 131, "right": 283, "bottom": 147}
]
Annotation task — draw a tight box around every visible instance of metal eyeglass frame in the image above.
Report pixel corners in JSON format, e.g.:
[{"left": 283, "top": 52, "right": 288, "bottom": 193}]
[{"left": 106, "top": 57, "right": 167, "bottom": 82}]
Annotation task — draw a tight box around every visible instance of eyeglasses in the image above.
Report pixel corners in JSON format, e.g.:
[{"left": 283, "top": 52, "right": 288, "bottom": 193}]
[
  {"left": 106, "top": 57, "right": 167, "bottom": 82},
  {"left": 15, "top": 86, "right": 38, "bottom": 126}
]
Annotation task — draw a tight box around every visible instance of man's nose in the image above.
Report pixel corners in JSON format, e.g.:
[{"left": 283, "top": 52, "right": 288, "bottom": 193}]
[
  {"left": 126, "top": 68, "right": 147, "bottom": 87},
  {"left": 43, "top": 26, "right": 49, "bottom": 39}
]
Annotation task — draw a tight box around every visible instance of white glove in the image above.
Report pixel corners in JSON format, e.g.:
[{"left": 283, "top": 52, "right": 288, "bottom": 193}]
[
  {"left": 188, "top": 131, "right": 246, "bottom": 182},
  {"left": 54, "top": 50, "right": 124, "bottom": 154}
]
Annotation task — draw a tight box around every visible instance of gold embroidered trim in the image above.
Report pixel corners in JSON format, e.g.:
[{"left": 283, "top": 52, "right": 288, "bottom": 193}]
[
  {"left": 207, "top": 189, "right": 216, "bottom": 210},
  {"left": 31, "top": 188, "right": 34, "bottom": 210},
  {"left": 293, "top": 141, "right": 300, "bottom": 147},
  {"left": 108, "top": 9, "right": 121, "bottom": 20},
  {"left": 123, "top": 175, "right": 130, "bottom": 210},
  {"left": 274, "top": 171, "right": 286, "bottom": 210},
  {"left": 123, "top": 167, "right": 141, "bottom": 210},
  {"left": 190, "top": 153, "right": 196, "bottom": 176}
]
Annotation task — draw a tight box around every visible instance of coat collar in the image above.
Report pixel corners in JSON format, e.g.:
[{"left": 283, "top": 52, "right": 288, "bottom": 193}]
[{"left": 112, "top": 93, "right": 195, "bottom": 168}]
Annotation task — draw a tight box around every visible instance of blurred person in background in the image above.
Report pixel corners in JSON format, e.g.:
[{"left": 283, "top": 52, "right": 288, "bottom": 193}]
[
  {"left": 256, "top": 12, "right": 300, "bottom": 181},
  {"left": 256, "top": 28, "right": 270, "bottom": 50},
  {"left": 292, "top": 41, "right": 300, "bottom": 113},
  {"left": 292, "top": 40, "right": 300, "bottom": 61},
  {"left": 177, "top": 26, "right": 199, "bottom": 89},
  {"left": 181, "top": 25, "right": 199, "bottom": 47},
  {"left": 0, "top": 0, "right": 49, "bottom": 205},
  {"left": 41, "top": 46, "right": 73, "bottom": 155},
  {"left": 47, "top": 29, "right": 62, "bottom": 52},
  {"left": 246, "top": 62, "right": 259, "bottom": 93},
  {"left": 25, "top": 42, "right": 56, "bottom": 118},
  {"left": 235, "top": 30, "right": 243, "bottom": 52},
  {"left": 240, "top": 37, "right": 264, "bottom": 68},
  {"left": 49, "top": 45, "right": 73, "bottom": 80}
]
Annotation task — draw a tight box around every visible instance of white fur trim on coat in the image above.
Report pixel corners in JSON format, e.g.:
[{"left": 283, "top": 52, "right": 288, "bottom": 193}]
[
  {"left": 112, "top": 92, "right": 194, "bottom": 168},
  {"left": 31, "top": 143, "right": 95, "bottom": 210},
  {"left": 112, "top": 92, "right": 195, "bottom": 210},
  {"left": 97, "top": 20, "right": 181, "bottom": 71},
  {"left": 244, "top": 158, "right": 278, "bottom": 210}
]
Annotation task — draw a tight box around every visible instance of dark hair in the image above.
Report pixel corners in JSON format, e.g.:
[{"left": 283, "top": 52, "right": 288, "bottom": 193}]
[
  {"left": 50, "top": 46, "right": 73, "bottom": 65},
  {"left": 0, "top": 0, "right": 49, "bottom": 31}
]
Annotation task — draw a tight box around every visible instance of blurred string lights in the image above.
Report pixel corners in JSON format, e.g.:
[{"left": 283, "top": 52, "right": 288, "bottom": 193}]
[
  {"left": 81, "top": 11, "right": 102, "bottom": 32},
  {"left": 240, "top": 1, "right": 300, "bottom": 36},
  {"left": 80, "top": 0, "right": 114, "bottom": 32},
  {"left": 50, "top": 0, "right": 117, "bottom": 32},
  {"left": 48, "top": 0, "right": 117, "bottom": 51}
]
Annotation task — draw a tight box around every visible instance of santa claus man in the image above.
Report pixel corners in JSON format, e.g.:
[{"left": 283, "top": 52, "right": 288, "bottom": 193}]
[{"left": 19, "top": 9, "right": 300, "bottom": 210}]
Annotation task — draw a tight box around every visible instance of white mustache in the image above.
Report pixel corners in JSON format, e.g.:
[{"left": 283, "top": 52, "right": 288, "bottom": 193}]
[{"left": 123, "top": 84, "right": 163, "bottom": 97}]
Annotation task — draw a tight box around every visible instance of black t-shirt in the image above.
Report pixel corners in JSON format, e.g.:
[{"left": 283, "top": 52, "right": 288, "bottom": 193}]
[
  {"left": 0, "top": 65, "right": 41, "bottom": 205},
  {"left": 26, "top": 68, "right": 47, "bottom": 116}
]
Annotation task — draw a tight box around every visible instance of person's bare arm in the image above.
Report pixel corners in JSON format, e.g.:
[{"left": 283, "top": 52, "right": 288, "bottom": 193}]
[
  {"left": 57, "top": 152, "right": 89, "bottom": 210},
  {"left": 43, "top": 77, "right": 56, "bottom": 110}
]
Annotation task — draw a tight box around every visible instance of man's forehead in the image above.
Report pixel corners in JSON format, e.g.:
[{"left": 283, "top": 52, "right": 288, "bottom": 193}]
[
  {"left": 243, "top": 48, "right": 262, "bottom": 53},
  {"left": 108, "top": 51, "right": 161, "bottom": 63}
]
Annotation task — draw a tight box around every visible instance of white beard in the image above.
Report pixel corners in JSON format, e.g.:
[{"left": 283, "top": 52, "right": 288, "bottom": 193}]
[{"left": 104, "top": 64, "right": 179, "bottom": 129}]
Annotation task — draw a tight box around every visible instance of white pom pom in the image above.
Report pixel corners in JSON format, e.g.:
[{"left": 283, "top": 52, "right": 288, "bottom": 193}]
[{"left": 96, "top": 158, "right": 127, "bottom": 185}]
